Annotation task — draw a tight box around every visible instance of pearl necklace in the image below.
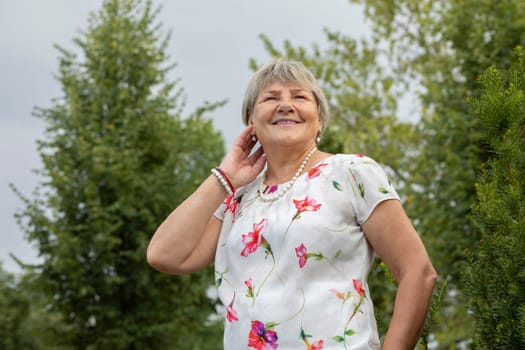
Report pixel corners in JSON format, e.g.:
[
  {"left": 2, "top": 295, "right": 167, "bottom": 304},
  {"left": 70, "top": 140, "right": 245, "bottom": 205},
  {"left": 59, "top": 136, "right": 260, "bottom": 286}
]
[{"left": 258, "top": 146, "right": 317, "bottom": 202}]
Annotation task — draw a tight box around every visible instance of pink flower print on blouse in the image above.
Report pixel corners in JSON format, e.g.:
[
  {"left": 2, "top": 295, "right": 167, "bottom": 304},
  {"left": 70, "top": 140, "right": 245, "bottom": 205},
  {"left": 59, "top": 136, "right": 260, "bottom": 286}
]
[
  {"left": 245, "top": 278, "right": 255, "bottom": 299},
  {"left": 295, "top": 243, "right": 332, "bottom": 269},
  {"left": 294, "top": 196, "right": 322, "bottom": 213},
  {"left": 347, "top": 279, "right": 366, "bottom": 322},
  {"left": 268, "top": 185, "right": 278, "bottom": 194},
  {"left": 248, "top": 320, "right": 278, "bottom": 350},
  {"left": 277, "top": 197, "right": 323, "bottom": 267},
  {"left": 310, "top": 340, "right": 324, "bottom": 350},
  {"left": 241, "top": 218, "right": 273, "bottom": 257},
  {"left": 224, "top": 194, "right": 240, "bottom": 220},
  {"left": 353, "top": 279, "right": 365, "bottom": 297},
  {"left": 307, "top": 163, "right": 327, "bottom": 179},
  {"left": 226, "top": 293, "right": 239, "bottom": 323},
  {"left": 292, "top": 196, "right": 322, "bottom": 220},
  {"left": 295, "top": 243, "right": 308, "bottom": 268}
]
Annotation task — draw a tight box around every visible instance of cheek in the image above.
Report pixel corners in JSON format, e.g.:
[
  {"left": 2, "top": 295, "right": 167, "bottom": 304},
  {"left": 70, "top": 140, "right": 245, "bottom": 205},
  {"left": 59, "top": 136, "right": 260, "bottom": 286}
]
[{"left": 250, "top": 106, "right": 271, "bottom": 122}]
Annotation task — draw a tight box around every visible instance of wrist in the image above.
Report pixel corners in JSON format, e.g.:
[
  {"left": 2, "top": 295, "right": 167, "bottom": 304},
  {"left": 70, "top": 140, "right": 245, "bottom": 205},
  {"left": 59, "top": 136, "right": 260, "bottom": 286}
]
[{"left": 211, "top": 167, "right": 235, "bottom": 196}]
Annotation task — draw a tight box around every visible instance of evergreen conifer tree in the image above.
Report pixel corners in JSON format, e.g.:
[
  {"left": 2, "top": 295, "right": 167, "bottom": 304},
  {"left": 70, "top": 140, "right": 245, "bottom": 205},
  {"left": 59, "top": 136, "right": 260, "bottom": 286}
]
[
  {"left": 465, "top": 47, "right": 525, "bottom": 349},
  {"left": 13, "top": 0, "right": 225, "bottom": 348}
]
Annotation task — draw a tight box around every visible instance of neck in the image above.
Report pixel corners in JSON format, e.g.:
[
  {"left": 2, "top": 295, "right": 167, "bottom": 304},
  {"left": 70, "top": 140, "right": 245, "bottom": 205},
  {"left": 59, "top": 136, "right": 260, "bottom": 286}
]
[{"left": 263, "top": 145, "right": 317, "bottom": 185}]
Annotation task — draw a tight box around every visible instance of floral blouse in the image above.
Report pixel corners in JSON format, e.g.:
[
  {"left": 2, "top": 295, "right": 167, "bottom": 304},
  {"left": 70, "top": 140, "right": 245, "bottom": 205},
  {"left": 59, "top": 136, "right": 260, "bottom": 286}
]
[{"left": 214, "top": 154, "right": 399, "bottom": 350}]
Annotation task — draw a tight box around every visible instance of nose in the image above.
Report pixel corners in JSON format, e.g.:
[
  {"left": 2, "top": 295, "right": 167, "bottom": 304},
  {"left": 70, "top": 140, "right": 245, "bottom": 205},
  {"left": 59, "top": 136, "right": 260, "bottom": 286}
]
[{"left": 277, "top": 99, "right": 294, "bottom": 114}]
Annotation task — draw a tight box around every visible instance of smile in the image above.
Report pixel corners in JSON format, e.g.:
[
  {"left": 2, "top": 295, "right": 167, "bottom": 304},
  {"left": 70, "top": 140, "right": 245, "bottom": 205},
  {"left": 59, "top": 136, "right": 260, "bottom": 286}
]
[{"left": 272, "top": 119, "right": 300, "bottom": 125}]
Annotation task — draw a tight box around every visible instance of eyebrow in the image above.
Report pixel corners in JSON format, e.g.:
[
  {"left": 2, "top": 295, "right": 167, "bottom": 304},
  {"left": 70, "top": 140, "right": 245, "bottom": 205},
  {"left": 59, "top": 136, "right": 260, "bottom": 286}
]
[{"left": 261, "top": 88, "right": 310, "bottom": 95}]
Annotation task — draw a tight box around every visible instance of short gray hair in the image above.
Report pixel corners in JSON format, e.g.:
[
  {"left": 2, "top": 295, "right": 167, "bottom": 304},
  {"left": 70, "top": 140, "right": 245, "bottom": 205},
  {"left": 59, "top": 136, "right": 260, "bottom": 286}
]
[{"left": 241, "top": 59, "right": 329, "bottom": 131}]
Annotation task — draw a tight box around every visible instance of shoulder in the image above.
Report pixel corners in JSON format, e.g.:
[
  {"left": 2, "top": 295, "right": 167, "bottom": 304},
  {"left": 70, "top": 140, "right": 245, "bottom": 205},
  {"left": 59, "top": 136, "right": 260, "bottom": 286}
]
[{"left": 325, "top": 153, "right": 383, "bottom": 170}]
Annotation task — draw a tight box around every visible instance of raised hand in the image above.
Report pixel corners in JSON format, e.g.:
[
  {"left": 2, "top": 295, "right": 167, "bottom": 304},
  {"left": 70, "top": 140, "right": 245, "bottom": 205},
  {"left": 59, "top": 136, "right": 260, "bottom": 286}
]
[{"left": 219, "top": 126, "right": 266, "bottom": 189}]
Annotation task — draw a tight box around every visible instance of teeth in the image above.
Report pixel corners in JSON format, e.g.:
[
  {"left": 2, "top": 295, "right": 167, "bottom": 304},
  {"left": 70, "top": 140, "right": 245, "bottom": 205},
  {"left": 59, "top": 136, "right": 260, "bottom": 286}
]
[{"left": 274, "top": 120, "right": 296, "bottom": 125}]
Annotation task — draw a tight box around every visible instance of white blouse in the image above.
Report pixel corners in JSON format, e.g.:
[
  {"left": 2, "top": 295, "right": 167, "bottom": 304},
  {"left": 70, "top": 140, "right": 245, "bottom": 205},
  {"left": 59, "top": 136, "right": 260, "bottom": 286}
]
[{"left": 214, "top": 154, "right": 399, "bottom": 349}]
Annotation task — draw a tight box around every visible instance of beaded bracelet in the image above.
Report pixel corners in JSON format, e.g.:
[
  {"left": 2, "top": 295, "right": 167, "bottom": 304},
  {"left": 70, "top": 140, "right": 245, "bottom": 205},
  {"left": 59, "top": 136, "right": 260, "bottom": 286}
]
[
  {"left": 211, "top": 167, "right": 235, "bottom": 196},
  {"left": 214, "top": 168, "right": 235, "bottom": 193}
]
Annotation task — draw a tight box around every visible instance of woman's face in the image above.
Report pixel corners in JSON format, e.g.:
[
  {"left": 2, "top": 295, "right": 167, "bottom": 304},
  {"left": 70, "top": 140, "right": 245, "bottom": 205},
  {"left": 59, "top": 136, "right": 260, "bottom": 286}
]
[{"left": 249, "top": 81, "right": 321, "bottom": 148}]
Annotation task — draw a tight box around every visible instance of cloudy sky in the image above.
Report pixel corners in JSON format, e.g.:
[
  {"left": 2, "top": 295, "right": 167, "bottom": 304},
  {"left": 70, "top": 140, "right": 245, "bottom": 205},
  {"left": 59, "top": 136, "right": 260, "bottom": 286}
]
[{"left": 0, "top": 0, "right": 369, "bottom": 273}]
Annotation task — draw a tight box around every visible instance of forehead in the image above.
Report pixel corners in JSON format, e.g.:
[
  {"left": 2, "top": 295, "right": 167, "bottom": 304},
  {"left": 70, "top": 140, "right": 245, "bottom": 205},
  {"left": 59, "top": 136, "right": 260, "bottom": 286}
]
[{"left": 259, "top": 80, "right": 312, "bottom": 94}]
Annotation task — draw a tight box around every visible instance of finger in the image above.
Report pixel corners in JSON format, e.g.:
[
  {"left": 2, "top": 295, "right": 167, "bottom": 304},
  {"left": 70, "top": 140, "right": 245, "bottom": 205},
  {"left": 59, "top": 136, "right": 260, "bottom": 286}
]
[
  {"left": 245, "top": 137, "right": 258, "bottom": 153},
  {"left": 241, "top": 135, "right": 259, "bottom": 155},
  {"left": 252, "top": 153, "right": 266, "bottom": 173},
  {"left": 233, "top": 126, "right": 254, "bottom": 148},
  {"left": 241, "top": 125, "right": 254, "bottom": 141},
  {"left": 248, "top": 146, "right": 265, "bottom": 165}
]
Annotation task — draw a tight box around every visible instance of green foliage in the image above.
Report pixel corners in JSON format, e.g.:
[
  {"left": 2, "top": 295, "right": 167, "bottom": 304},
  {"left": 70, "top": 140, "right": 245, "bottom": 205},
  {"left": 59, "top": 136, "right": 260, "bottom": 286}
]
[
  {"left": 353, "top": 0, "right": 525, "bottom": 286},
  {"left": 420, "top": 280, "right": 447, "bottom": 350},
  {"left": 464, "top": 47, "right": 525, "bottom": 349},
  {"left": 12, "top": 0, "right": 224, "bottom": 348},
  {"left": 0, "top": 265, "right": 39, "bottom": 350},
  {"left": 348, "top": 0, "right": 525, "bottom": 345}
]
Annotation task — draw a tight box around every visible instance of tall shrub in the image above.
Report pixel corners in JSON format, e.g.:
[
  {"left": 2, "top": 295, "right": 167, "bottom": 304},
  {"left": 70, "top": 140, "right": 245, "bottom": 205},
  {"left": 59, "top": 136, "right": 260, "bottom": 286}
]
[{"left": 465, "top": 47, "right": 525, "bottom": 349}]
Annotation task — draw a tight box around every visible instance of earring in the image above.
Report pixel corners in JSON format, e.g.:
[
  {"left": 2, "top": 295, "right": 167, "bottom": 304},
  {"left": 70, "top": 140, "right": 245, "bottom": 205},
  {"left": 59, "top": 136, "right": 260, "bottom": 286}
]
[
  {"left": 315, "top": 132, "right": 321, "bottom": 144},
  {"left": 251, "top": 134, "right": 257, "bottom": 142}
]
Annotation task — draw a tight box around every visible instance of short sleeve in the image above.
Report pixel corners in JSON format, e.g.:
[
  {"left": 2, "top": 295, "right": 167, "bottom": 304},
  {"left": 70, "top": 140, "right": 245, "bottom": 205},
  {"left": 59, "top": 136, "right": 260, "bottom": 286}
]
[
  {"left": 346, "top": 155, "right": 400, "bottom": 224},
  {"left": 213, "top": 187, "right": 246, "bottom": 222},
  {"left": 213, "top": 202, "right": 226, "bottom": 221}
]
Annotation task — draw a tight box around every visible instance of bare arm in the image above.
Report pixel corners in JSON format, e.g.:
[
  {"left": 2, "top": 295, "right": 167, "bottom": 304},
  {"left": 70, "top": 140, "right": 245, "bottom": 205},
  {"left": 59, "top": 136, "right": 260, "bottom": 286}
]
[
  {"left": 147, "top": 126, "right": 266, "bottom": 274},
  {"left": 363, "top": 199, "right": 437, "bottom": 350}
]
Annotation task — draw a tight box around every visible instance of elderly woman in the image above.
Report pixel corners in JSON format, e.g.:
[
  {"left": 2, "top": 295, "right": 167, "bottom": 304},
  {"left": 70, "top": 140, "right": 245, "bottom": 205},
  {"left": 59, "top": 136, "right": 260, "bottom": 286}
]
[{"left": 147, "top": 60, "right": 436, "bottom": 350}]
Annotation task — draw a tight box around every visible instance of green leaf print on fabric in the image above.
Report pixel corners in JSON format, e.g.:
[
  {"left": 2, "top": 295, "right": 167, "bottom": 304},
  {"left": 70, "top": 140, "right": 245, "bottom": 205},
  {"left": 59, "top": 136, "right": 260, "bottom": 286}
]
[
  {"left": 215, "top": 268, "right": 232, "bottom": 289},
  {"left": 378, "top": 187, "right": 390, "bottom": 194},
  {"left": 348, "top": 167, "right": 365, "bottom": 199},
  {"left": 332, "top": 180, "right": 343, "bottom": 191},
  {"left": 300, "top": 327, "right": 324, "bottom": 349},
  {"left": 332, "top": 335, "right": 345, "bottom": 343}
]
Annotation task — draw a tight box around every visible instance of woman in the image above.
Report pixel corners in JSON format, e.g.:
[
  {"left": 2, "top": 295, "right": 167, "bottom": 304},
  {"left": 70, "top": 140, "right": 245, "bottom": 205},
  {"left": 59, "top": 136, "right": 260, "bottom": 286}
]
[{"left": 147, "top": 60, "right": 437, "bottom": 349}]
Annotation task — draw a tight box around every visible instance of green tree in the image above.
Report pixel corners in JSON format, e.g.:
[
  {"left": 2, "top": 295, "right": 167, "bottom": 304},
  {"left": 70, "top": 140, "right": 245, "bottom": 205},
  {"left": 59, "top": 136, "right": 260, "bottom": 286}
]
[
  {"left": 0, "top": 264, "right": 38, "bottom": 350},
  {"left": 348, "top": 0, "right": 525, "bottom": 346},
  {"left": 464, "top": 47, "right": 525, "bottom": 349},
  {"left": 12, "top": 0, "right": 224, "bottom": 348},
  {"left": 353, "top": 0, "right": 525, "bottom": 287}
]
